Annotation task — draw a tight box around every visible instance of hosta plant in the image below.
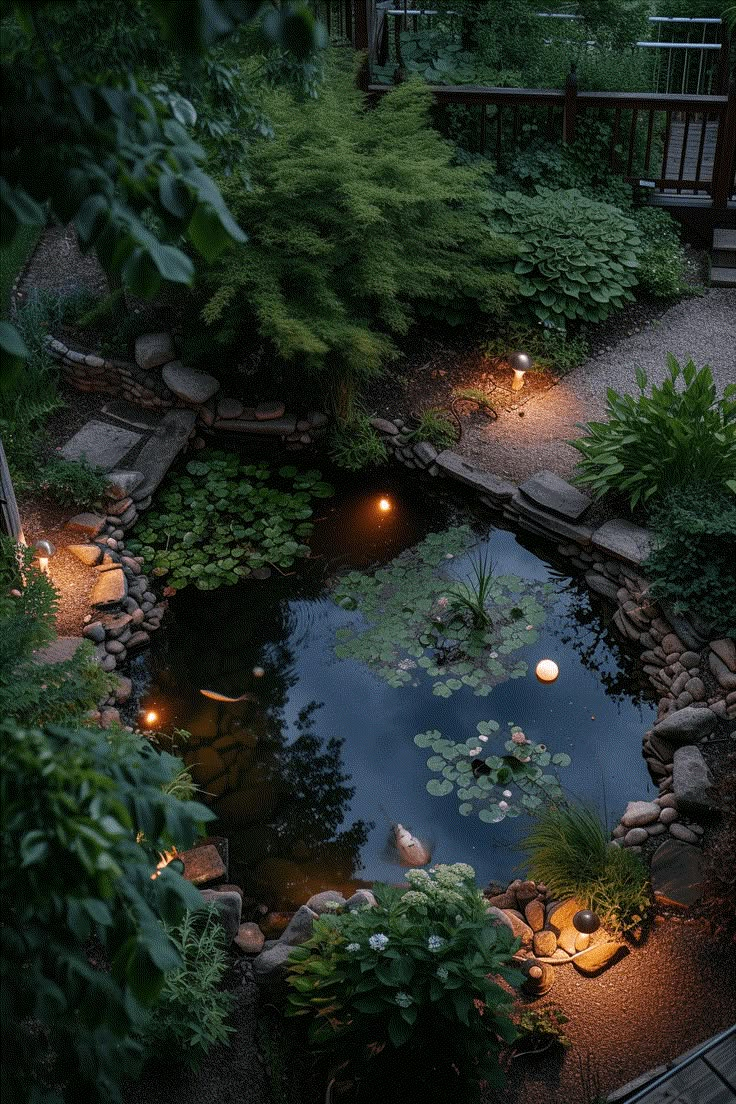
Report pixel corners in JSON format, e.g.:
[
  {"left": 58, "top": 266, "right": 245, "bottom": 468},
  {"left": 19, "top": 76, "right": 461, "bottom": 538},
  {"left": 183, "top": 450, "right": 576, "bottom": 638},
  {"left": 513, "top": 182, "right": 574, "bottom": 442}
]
[
  {"left": 332, "top": 527, "right": 551, "bottom": 697},
  {"left": 286, "top": 865, "right": 521, "bottom": 1096},
  {"left": 486, "top": 188, "right": 642, "bottom": 325},
  {"left": 570, "top": 357, "right": 736, "bottom": 508},
  {"left": 415, "top": 721, "right": 569, "bottom": 823},
  {"left": 128, "top": 452, "right": 333, "bottom": 590}
]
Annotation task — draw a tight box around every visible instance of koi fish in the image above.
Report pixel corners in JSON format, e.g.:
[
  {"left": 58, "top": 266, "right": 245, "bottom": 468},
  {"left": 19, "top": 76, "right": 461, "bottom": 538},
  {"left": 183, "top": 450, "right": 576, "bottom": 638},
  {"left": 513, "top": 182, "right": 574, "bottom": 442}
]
[
  {"left": 199, "top": 689, "right": 258, "bottom": 704},
  {"left": 392, "top": 823, "right": 431, "bottom": 868}
]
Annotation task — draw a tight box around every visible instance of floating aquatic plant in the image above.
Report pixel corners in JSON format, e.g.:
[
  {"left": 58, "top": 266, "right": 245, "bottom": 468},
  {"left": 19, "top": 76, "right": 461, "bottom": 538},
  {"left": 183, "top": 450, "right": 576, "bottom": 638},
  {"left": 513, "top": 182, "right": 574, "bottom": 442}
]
[
  {"left": 332, "top": 526, "right": 551, "bottom": 697},
  {"left": 415, "top": 721, "right": 570, "bottom": 822}
]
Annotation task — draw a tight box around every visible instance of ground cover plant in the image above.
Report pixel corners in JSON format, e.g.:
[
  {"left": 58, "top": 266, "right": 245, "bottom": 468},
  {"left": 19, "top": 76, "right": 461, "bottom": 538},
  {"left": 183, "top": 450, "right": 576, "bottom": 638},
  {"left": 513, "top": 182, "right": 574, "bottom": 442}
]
[
  {"left": 485, "top": 188, "right": 642, "bottom": 327},
  {"left": 127, "top": 452, "right": 333, "bottom": 590},
  {"left": 415, "top": 720, "right": 569, "bottom": 823},
  {"left": 0, "top": 719, "right": 215, "bottom": 1104},
  {"left": 631, "top": 207, "right": 695, "bottom": 299},
  {"left": 329, "top": 411, "right": 389, "bottom": 471},
  {"left": 522, "top": 802, "right": 650, "bottom": 934},
  {"left": 408, "top": 408, "right": 458, "bottom": 450},
  {"left": 201, "top": 58, "right": 517, "bottom": 418},
  {"left": 571, "top": 357, "right": 736, "bottom": 508},
  {"left": 332, "top": 526, "right": 551, "bottom": 698},
  {"left": 286, "top": 864, "right": 521, "bottom": 1100}
]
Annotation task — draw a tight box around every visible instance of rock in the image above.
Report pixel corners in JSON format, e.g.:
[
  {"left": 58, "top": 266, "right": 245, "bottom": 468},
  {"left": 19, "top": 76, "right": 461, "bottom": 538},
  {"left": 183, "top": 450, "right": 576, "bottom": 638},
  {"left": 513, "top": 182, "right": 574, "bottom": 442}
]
[
  {"left": 585, "top": 571, "right": 620, "bottom": 602},
  {"left": 83, "top": 621, "right": 105, "bottom": 643},
  {"left": 669, "top": 823, "right": 700, "bottom": 844},
  {"left": 518, "top": 470, "right": 591, "bottom": 520},
  {"left": 573, "top": 942, "right": 628, "bottom": 976},
  {"left": 100, "top": 612, "right": 132, "bottom": 636},
  {"left": 680, "top": 651, "right": 701, "bottom": 669},
  {"left": 91, "top": 567, "right": 127, "bottom": 607},
  {"left": 215, "top": 395, "right": 245, "bottom": 420},
  {"left": 252, "top": 941, "right": 293, "bottom": 982},
  {"left": 502, "top": 909, "right": 533, "bottom": 946},
  {"left": 99, "top": 706, "right": 121, "bottom": 728},
  {"left": 66, "top": 512, "right": 106, "bottom": 538},
  {"left": 657, "top": 793, "right": 678, "bottom": 809},
  {"left": 654, "top": 706, "right": 717, "bottom": 745},
  {"left": 521, "top": 960, "right": 554, "bottom": 996},
  {"left": 533, "top": 930, "right": 557, "bottom": 956},
  {"left": 485, "top": 906, "right": 514, "bottom": 933},
  {"left": 525, "top": 899, "right": 545, "bottom": 932},
  {"left": 435, "top": 450, "right": 515, "bottom": 506},
  {"left": 514, "top": 881, "right": 538, "bottom": 909},
  {"left": 709, "top": 650, "right": 736, "bottom": 692},
  {"left": 306, "top": 890, "right": 346, "bottom": 915},
  {"left": 673, "top": 746, "right": 718, "bottom": 818},
  {"left": 234, "top": 922, "right": 265, "bottom": 955},
  {"left": 199, "top": 888, "right": 242, "bottom": 942},
  {"left": 106, "top": 470, "right": 145, "bottom": 499},
  {"left": 414, "top": 441, "right": 438, "bottom": 465},
  {"left": 575, "top": 932, "right": 590, "bottom": 951},
  {"left": 345, "top": 889, "right": 378, "bottom": 911},
  {"left": 624, "top": 827, "right": 648, "bottom": 846},
  {"left": 486, "top": 890, "right": 517, "bottom": 911},
  {"left": 547, "top": 899, "right": 585, "bottom": 935},
  {"left": 647, "top": 822, "right": 667, "bottom": 836},
  {"left": 659, "top": 806, "right": 678, "bottom": 824},
  {"left": 105, "top": 639, "right": 125, "bottom": 655},
  {"left": 711, "top": 638, "right": 736, "bottom": 673},
  {"left": 591, "top": 519, "right": 654, "bottom": 567},
  {"left": 180, "top": 843, "right": 226, "bottom": 887},
  {"left": 33, "top": 636, "right": 84, "bottom": 666},
  {"left": 685, "top": 677, "right": 706, "bottom": 701},
  {"left": 621, "top": 800, "right": 660, "bottom": 828},
  {"left": 114, "top": 675, "right": 133, "bottom": 704},
  {"left": 369, "top": 417, "right": 399, "bottom": 435},
  {"left": 279, "top": 905, "right": 319, "bottom": 946},
  {"left": 135, "top": 332, "right": 175, "bottom": 371},
  {"left": 255, "top": 401, "right": 286, "bottom": 421},
  {"left": 661, "top": 633, "right": 683, "bottom": 655},
  {"left": 651, "top": 839, "right": 703, "bottom": 907},
  {"left": 162, "top": 361, "right": 219, "bottom": 405},
  {"left": 68, "top": 543, "right": 103, "bottom": 566},
  {"left": 213, "top": 416, "right": 296, "bottom": 436},
  {"left": 60, "top": 421, "right": 142, "bottom": 472}
]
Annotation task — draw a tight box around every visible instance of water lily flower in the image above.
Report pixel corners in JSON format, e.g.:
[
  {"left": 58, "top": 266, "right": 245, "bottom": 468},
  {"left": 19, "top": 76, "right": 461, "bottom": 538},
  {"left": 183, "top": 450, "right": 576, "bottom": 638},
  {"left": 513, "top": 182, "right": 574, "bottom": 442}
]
[
  {"left": 468, "top": 746, "right": 482, "bottom": 757},
  {"left": 498, "top": 800, "right": 509, "bottom": 811},
  {"left": 511, "top": 732, "right": 528, "bottom": 745},
  {"left": 503, "top": 789, "right": 512, "bottom": 798},
  {"left": 478, "top": 735, "right": 488, "bottom": 742}
]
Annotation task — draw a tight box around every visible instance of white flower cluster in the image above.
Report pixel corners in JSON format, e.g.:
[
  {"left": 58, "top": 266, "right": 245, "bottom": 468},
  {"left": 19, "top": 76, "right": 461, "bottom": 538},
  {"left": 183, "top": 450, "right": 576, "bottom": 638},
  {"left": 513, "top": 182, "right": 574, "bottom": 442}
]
[
  {"left": 394, "top": 991, "right": 412, "bottom": 1008},
  {"left": 427, "top": 935, "right": 447, "bottom": 953},
  {"left": 346, "top": 943, "right": 361, "bottom": 953},
  {"left": 368, "top": 932, "right": 389, "bottom": 952}
]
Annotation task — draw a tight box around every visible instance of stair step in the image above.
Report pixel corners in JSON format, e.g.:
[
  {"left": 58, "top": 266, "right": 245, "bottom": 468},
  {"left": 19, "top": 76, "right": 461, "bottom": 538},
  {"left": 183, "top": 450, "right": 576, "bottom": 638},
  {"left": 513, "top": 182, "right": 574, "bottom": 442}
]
[
  {"left": 712, "top": 248, "right": 736, "bottom": 267},
  {"left": 710, "top": 266, "right": 736, "bottom": 287},
  {"left": 713, "top": 228, "right": 736, "bottom": 250}
]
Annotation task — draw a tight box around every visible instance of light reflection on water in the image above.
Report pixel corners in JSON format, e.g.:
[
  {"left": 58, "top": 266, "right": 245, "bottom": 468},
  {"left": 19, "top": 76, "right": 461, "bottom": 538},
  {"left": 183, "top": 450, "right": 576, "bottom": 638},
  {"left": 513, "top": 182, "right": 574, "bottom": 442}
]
[{"left": 138, "top": 466, "right": 657, "bottom": 908}]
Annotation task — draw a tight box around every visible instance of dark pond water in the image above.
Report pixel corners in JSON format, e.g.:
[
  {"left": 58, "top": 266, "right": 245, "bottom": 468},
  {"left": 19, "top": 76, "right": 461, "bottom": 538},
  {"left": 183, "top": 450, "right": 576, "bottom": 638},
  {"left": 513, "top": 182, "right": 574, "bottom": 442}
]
[{"left": 136, "top": 465, "right": 657, "bottom": 908}]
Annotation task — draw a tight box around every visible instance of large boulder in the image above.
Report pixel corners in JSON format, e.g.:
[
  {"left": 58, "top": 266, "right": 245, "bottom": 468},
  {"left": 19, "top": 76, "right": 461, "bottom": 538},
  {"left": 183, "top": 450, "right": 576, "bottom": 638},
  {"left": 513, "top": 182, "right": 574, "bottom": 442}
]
[
  {"left": 573, "top": 941, "right": 628, "bottom": 976},
  {"left": 306, "top": 890, "right": 346, "bottom": 915},
  {"left": 672, "top": 746, "right": 718, "bottom": 818},
  {"left": 279, "top": 904, "right": 319, "bottom": 946},
  {"left": 135, "top": 332, "right": 176, "bottom": 370},
  {"left": 621, "top": 800, "right": 660, "bottom": 828},
  {"left": 653, "top": 707, "right": 717, "bottom": 746},
  {"left": 252, "top": 941, "right": 293, "bottom": 984},
  {"left": 651, "top": 839, "right": 704, "bottom": 908},
  {"left": 200, "top": 888, "right": 242, "bottom": 943},
  {"left": 162, "top": 361, "right": 220, "bottom": 405}
]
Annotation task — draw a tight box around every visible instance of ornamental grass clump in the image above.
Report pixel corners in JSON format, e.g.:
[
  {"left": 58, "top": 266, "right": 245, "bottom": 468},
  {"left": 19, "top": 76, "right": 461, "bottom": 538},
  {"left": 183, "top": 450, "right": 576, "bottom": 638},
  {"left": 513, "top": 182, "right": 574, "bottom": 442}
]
[
  {"left": 485, "top": 188, "right": 641, "bottom": 326},
  {"left": 286, "top": 865, "right": 521, "bottom": 1099},
  {"left": 570, "top": 356, "right": 736, "bottom": 509}
]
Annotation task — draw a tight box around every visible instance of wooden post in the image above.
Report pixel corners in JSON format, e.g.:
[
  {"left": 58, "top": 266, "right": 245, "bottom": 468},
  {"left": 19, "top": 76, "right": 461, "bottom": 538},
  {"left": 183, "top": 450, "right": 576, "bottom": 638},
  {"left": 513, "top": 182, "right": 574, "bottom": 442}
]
[
  {"left": 343, "top": 0, "right": 353, "bottom": 44},
  {"left": 354, "top": 0, "right": 370, "bottom": 92},
  {"left": 0, "top": 437, "right": 24, "bottom": 544},
  {"left": 563, "top": 63, "right": 577, "bottom": 145},
  {"left": 712, "top": 80, "right": 736, "bottom": 209},
  {"left": 715, "top": 24, "right": 731, "bottom": 97}
]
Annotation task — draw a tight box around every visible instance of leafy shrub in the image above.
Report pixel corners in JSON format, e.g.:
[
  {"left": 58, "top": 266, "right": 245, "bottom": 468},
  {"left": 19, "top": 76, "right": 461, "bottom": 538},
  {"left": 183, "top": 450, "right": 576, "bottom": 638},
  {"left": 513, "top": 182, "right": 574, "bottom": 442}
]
[
  {"left": 571, "top": 357, "right": 736, "bottom": 508},
  {"left": 408, "top": 408, "right": 458, "bottom": 450},
  {"left": 332, "top": 526, "right": 551, "bottom": 698},
  {"left": 521, "top": 802, "right": 650, "bottom": 934},
  {"left": 632, "top": 207, "right": 694, "bottom": 299},
  {"left": 0, "top": 541, "right": 112, "bottom": 725},
  {"left": 486, "top": 188, "right": 641, "bottom": 326},
  {"left": 127, "top": 452, "right": 333, "bottom": 590},
  {"left": 646, "top": 484, "right": 736, "bottom": 636},
  {"left": 286, "top": 865, "right": 521, "bottom": 1097},
  {"left": 202, "top": 59, "right": 517, "bottom": 418},
  {"left": 328, "top": 412, "right": 388, "bottom": 471},
  {"left": 415, "top": 720, "right": 569, "bottom": 823},
  {"left": 0, "top": 719, "right": 214, "bottom": 1104},
  {"left": 513, "top": 1005, "right": 571, "bottom": 1056},
  {"left": 145, "top": 905, "right": 233, "bottom": 1068},
  {"left": 36, "top": 455, "right": 108, "bottom": 508}
]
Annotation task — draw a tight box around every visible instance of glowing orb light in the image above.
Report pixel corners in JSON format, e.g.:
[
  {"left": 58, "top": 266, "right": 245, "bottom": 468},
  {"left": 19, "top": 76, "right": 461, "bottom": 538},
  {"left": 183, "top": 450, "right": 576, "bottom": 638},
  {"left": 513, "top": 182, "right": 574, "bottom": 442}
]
[
  {"left": 144, "top": 710, "right": 159, "bottom": 726},
  {"left": 252, "top": 666, "right": 265, "bottom": 678},
  {"left": 535, "top": 659, "right": 559, "bottom": 683},
  {"left": 378, "top": 497, "right": 392, "bottom": 513}
]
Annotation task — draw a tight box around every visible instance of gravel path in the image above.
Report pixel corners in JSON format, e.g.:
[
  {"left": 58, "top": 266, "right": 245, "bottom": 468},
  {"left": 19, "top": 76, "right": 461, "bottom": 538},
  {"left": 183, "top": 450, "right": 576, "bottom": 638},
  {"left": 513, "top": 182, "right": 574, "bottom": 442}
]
[{"left": 458, "top": 290, "right": 736, "bottom": 484}]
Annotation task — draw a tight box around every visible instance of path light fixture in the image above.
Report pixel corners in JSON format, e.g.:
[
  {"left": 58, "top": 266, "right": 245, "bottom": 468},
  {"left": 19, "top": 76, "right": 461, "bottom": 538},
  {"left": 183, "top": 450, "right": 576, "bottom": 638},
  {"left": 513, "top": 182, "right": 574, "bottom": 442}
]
[
  {"left": 509, "top": 351, "right": 531, "bottom": 391},
  {"left": 378, "top": 497, "right": 392, "bottom": 514},
  {"left": 573, "top": 909, "right": 601, "bottom": 935},
  {"left": 143, "top": 709, "right": 159, "bottom": 727},
  {"left": 33, "top": 539, "right": 55, "bottom": 575},
  {"left": 535, "top": 658, "right": 559, "bottom": 683}
]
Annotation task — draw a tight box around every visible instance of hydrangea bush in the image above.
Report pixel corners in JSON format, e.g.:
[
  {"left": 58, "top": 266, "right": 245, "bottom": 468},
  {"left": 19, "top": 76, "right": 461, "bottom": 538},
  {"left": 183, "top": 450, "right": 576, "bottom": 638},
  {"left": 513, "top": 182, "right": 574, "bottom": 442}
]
[{"left": 286, "top": 865, "right": 521, "bottom": 1096}]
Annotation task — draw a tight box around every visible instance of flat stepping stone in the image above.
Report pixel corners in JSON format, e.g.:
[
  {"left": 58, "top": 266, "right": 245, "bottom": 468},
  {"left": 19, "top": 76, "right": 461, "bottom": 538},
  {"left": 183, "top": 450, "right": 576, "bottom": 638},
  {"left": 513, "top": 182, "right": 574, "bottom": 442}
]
[
  {"left": 33, "top": 636, "right": 84, "bottom": 665},
  {"left": 162, "top": 361, "right": 219, "bottom": 405},
  {"left": 212, "top": 417, "right": 296, "bottom": 436},
  {"left": 105, "top": 470, "right": 145, "bottom": 499},
  {"left": 60, "top": 420, "right": 142, "bottom": 472},
  {"left": 591, "top": 519, "right": 654, "bottom": 567},
  {"left": 65, "top": 512, "right": 106, "bottom": 538},
  {"left": 135, "top": 332, "right": 175, "bottom": 371},
  {"left": 134, "top": 409, "right": 197, "bottom": 499},
  {"left": 91, "top": 566, "right": 127, "bottom": 607},
  {"left": 651, "top": 838, "right": 703, "bottom": 907},
  {"left": 67, "top": 544, "right": 102, "bottom": 566},
  {"left": 180, "top": 843, "right": 226, "bottom": 887},
  {"left": 435, "top": 450, "right": 515, "bottom": 505},
  {"left": 573, "top": 941, "right": 628, "bottom": 976},
  {"left": 101, "top": 401, "right": 164, "bottom": 431},
  {"left": 509, "top": 492, "right": 593, "bottom": 545},
  {"left": 255, "top": 401, "right": 286, "bottom": 421},
  {"left": 518, "top": 470, "right": 591, "bottom": 520}
]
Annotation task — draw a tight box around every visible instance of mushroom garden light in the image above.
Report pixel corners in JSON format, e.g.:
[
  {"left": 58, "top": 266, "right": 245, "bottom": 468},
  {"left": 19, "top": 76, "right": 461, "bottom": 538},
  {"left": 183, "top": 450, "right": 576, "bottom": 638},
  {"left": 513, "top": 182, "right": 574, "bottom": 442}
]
[
  {"left": 509, "top": 350, "right": 531, "bottom": 391},
  {"left": 33, "top": 539, "right": 55, "bottom": 575}
]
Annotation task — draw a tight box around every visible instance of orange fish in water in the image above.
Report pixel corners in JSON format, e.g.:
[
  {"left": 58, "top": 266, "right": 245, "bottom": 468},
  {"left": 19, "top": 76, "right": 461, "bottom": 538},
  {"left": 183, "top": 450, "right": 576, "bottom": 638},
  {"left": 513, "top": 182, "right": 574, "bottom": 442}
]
[
  {"left": 199, "top": 689, "right": 259, "bottom": 704},
  {"left": 393, "top": 824, "right": 431, "bottom": 868}
]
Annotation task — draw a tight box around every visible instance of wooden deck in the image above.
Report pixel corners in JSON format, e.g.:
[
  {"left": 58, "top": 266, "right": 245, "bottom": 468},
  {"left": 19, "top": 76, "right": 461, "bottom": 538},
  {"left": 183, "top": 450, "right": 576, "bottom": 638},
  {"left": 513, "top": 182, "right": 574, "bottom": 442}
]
[
  {"left": 609, "top": 1024, "right": 736, "bottom": 1104},
  {"left": 662, "top": 118, "right": 719, "bottom": 195}
]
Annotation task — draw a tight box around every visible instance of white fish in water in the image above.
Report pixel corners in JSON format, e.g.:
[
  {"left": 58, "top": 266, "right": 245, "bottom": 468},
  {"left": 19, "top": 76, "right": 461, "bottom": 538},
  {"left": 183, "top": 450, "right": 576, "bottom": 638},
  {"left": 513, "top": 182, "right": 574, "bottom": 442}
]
[
  {"left": 393, "top": 823, "right": 431, "bottom": 868},
  {"left": 199, "top": 689, "right": 258, "bottom": 704}
]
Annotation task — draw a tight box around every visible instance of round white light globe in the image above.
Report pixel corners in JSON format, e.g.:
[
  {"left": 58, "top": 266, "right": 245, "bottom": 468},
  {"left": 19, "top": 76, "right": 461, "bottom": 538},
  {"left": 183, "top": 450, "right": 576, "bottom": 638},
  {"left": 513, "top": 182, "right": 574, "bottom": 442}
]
[{"left": 535, "top": 659, "right": 559, "bottom": 683}]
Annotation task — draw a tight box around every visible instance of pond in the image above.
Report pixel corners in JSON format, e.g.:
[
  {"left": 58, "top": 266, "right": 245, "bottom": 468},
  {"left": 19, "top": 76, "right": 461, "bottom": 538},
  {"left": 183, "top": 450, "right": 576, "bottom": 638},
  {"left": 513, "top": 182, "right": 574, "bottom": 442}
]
[{"left": 135, "top": 464, "right": 657, "bottom": 908}]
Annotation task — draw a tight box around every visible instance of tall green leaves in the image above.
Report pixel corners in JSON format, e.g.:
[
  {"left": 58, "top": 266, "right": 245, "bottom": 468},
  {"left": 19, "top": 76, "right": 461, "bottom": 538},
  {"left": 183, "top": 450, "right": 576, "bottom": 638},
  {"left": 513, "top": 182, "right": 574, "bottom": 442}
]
[{"left": 570, "top": 356, "right": 736, "bottom": 508}]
